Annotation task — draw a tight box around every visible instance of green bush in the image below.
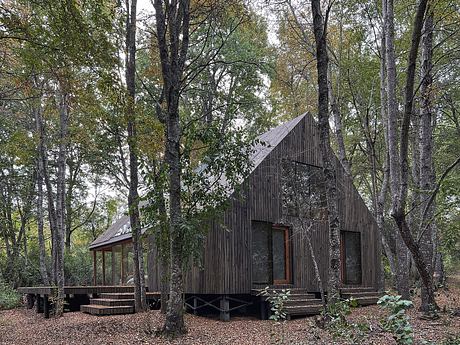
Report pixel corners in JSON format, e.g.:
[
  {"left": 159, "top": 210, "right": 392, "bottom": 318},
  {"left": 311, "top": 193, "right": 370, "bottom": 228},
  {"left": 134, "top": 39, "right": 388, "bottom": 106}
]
[
  {"left": 260, "top": 287, "right": 291, "bottom": 322},
  {"left": 377, "top": 294, "right": 414, "bottom": 345},
  {"left": 64, "top": 246, "right": 94, "bottom": 286},
  {"left": 0, "top": 280, "right": 21, "bottom": 310},
  {"left": 323, "top": 298, "right": 369, "bottom": 342}
]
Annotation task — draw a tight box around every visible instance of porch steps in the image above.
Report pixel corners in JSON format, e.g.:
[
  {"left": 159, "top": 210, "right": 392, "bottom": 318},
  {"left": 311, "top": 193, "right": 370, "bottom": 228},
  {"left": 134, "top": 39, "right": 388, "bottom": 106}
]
[
  {"left": 340, "top": 287, "right": 382, "bottom": 306},
  {"left": 89, "top": 298, "right": 134, "bottom": 306},
  {"left": 81, "top": 293, "right": 136, "bottom": 315},
  {"left": 81, "top": 304, "right": 134, "bottom": 315},
  {"left": 266, "top": 288, "right": 324, "bottom": 318}
]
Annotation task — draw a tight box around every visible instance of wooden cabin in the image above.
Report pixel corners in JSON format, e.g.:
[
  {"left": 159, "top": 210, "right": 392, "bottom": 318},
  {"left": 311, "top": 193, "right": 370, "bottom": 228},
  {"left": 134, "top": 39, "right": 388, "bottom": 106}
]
[{"left": 88, "top": 113, "right": 382, "bottom": 319}]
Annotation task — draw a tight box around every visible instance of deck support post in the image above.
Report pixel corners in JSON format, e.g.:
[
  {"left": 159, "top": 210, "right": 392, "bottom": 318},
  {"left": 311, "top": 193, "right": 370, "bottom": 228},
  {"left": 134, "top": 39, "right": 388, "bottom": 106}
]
[
  {"left": 219, "top": 295, "right": 230, "bottom": 321},
  {"left": 193, "top": 296, "right": 198, "bottom": 315},
  {"left": 35, "top": 294, "right": 43, "bottom": 313},
  {"left": 92, "top": 250, "right": 97, "bottom": 285},
  {"left": 260, "top": 297, "right": 269, "bottom": 320},
  {"left": 26, "top": 294, "right": 35, "bottom": 309},
  {"left": 43, "top": 295, "right": 50, "bottom": 319}
]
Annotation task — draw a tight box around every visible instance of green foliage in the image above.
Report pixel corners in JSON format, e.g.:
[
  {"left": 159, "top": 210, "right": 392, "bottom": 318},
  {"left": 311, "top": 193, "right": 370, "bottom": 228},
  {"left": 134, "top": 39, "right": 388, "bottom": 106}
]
[
  {"left": 259, "top": 287, "right": 291, "bottom": 345},
  {"left": 377, "top": 294, "right": 414, "bottom": 345},
  {"left": 322, "top": 298, "right": 368, "bottom": 342},
  {"left": 0, "top": 279, "right": 21, "bottom": 310},
  {"left": 64, "top": 246, "right": 93, "bottom": 286},
  {"left": 260, "top": 286, "right": 291, "bottom": 322}
]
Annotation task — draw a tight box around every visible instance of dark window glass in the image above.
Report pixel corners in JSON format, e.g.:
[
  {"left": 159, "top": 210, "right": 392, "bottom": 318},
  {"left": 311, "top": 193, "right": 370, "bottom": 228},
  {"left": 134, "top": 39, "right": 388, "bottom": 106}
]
[
  {"left": 272, "top": 228, "right": 286, "bottom": 281},
  {"left": 252, "top": 221, "right": 272, "bottom": 284},
  {"left": 342, "top": 231, "right": 362, "bottom": 285}
]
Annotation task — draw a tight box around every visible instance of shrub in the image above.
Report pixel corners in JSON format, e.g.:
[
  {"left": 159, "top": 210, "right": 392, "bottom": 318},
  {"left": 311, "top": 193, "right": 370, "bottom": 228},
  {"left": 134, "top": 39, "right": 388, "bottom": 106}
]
[
  {"left": 323, "top": 298, "right": 369, "bottom": 342},
  {"left": 0, "top": 280, "right": 21, "bottom": 310},
  {"left": 377, "top": 294, "right": 414, "bottom": 345},
  {"left": 259, "top": 287, "right": 291, "bottom": 344},
  {"left": 260, "top": 287, "right": 291, "bottom": 322}
]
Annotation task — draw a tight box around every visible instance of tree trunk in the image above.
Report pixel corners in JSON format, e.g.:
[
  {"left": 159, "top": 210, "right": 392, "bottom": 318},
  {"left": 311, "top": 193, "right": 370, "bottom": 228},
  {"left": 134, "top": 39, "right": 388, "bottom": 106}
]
[
  {"left": 376, "top": 11, "right": 396, "bottom": 285},
  {"left": 153, "top": 0, "right": 191, "bottom": 336},
  {"left": 419, "top": 9, "right": 436, "bottom": 311},
  {"left": 328, "top": 76, "right": 350, "bottom": 176},
  {"left": 385, "top": 0, "right": 437, "bottom": 311},
  {"left": 34, "top": 103, "right": 50, "bottom": 286},
  {"left": 310, "top": 0, "right": 341, "bottom": 305},
  {"left": 54, "top": 85, "right": 69, "bottom": 316},
  {"left": 125, "top": 0, "right": 147, "bottom": 313}
]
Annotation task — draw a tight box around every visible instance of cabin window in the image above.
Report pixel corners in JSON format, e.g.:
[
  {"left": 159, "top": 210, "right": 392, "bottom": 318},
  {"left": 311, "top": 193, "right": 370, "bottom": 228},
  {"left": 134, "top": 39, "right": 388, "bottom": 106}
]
[
  {"left": 341, "top": 231, "right": 362, "bottom": 285},
  {"left": 252, "top": 221, "right": 291, "bottom": 285},
  {"left": 252, "top": 221, "right": 272, "bottom": 284},
  {"left": 282, "top": 160, "right": 327, "bottom": 220}
]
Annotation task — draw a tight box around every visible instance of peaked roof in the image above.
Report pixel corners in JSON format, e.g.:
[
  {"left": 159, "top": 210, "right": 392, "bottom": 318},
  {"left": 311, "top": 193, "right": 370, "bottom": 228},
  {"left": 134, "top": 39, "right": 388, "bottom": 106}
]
[
  {"left": 89, "top": 202, "right": 148, "bottom": 250},
  {"left": 249, "top": 113, "right": 305, "bottom": 171},
  {"left": 89, "top": 114, "right": 307, "bottom": 250}
]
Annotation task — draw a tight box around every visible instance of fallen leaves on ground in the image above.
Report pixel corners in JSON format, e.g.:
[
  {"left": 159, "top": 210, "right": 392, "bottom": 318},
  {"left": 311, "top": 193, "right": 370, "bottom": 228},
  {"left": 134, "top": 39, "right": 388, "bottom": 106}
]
[{"left": 1, "top": 285, "right": 459, "bottom": 345}]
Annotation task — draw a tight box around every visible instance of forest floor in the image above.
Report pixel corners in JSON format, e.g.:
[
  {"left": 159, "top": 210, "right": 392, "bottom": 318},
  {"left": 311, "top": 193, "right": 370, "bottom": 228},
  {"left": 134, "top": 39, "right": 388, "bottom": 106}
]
[{"left": 1, "top": 279, "right": 459, "bottom": 345}]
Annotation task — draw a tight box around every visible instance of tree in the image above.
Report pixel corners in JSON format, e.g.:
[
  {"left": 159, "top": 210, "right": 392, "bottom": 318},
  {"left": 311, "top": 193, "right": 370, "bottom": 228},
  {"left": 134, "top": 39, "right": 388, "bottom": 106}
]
[
  {"left": 309, "top": 0, "right": 342, "bottom": 305},
  {"left": 124, "top": 0, "right": 147, "bottom": 313},
  {"left": 153, "top": 0, "right": 191, "bottom": 334},
  {"left": 384, "top": 0, "right": 437, "bottom": 312}
]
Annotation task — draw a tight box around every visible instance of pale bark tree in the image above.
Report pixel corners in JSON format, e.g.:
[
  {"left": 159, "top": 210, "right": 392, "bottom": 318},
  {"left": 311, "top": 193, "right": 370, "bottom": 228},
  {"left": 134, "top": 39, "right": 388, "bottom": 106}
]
[
  {"left": 309, "top": 0, "right": 341, "bottom": 305},
  {"left": 384, "top": 0, "right": 437, "bottom": 311},
  {"left": 153, "top": 0, "right": 191, "bottom": 335},
  {"left": 419, "top": 8, "right": 436, "bottom": 310},
  {"left": 33, "top": 92, "right": 50, "bottom": 286},
  {"left": 383, "top": 0, "right": 411, "bottom": 299},
  {"left": 125, "top": 0, "right": 147, "bottom": 313},
  {"left": 53, "top": 83, "right": 69, "bottom": 316}
]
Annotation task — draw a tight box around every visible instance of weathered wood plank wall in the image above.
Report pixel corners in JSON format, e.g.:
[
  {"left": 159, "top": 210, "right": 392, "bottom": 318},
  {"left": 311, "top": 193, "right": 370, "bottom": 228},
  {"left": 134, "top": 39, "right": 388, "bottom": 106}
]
[{"left": 147, "top": 114, "right": 380, "bottom": 294}]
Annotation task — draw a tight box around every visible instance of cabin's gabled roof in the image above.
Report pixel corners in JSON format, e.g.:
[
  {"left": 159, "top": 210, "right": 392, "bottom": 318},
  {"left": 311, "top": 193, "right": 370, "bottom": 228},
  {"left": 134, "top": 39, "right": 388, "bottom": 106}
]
[
  {"left": 89, "top": 114, "right": 307, "bottom": 250},
  {"left": 249, "top": 114, "right": 305, "bottom": 172}
]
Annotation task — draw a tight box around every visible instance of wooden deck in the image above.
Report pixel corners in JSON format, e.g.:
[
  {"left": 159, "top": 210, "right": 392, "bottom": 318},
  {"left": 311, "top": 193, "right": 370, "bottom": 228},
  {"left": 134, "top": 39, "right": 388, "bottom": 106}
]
[
  {"left": 18, "top": 286, "right": 160, "bottom": 318},
  {"left": 17, "top": 285, "right": 141, "bottom": 295}
]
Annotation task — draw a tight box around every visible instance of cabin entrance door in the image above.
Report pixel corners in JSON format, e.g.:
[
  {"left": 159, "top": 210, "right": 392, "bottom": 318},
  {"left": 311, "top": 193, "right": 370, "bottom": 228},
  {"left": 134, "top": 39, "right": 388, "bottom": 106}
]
[
  {"left": 252, "top": 221, "right": 291, "bottom": 285},
  {"left": 340, "top": 231, "right": 362, "bottom": 285}
]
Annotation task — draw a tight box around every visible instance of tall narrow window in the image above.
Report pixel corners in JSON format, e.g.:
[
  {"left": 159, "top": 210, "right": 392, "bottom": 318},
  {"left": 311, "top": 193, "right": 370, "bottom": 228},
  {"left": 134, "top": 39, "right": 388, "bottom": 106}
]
[{"left": 341, "top": 231, "right": 362, "bottom": 285}]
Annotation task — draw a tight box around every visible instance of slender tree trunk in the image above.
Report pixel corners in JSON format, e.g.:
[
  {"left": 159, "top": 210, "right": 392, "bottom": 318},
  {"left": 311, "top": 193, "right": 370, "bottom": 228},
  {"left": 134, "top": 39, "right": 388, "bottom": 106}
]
[
  {"left": 34, "top": 104, "right": 50, "bottom": 286},
  {"left": 125, "top": 0, "right": 147, "bottom": 312},
  {"left": 154, "top": 0, "right": 191, "bottom": 335},
  {"left": 419, "top": 9, "right": 436, "bottom": 310},
  {"left": 310, "top": 0, "right": 341, "bottom": 305},
  {"left": 384, "top": 0, "right": 411, "bottom": 299},
  {"left": 306, "top": 235, "right": 326, "bottom": 311},
  {"left": 385, "top": 0, "right": 437, "bottom": 311},
  {"left": 54, "top": 85, "right": 69, "bottom": 316}
]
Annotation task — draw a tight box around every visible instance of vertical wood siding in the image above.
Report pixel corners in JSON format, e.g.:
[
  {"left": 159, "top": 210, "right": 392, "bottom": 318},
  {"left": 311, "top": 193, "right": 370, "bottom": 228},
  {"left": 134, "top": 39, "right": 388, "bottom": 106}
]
[{"left": 147, "top": 114, "right": 381, "bottom": 294}]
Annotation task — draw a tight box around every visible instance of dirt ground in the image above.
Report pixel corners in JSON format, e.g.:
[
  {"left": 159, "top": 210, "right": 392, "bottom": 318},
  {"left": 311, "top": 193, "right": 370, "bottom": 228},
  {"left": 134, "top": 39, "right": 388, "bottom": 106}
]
[{"left": 1, "top": 284, "right": 459, "bottom": 345}]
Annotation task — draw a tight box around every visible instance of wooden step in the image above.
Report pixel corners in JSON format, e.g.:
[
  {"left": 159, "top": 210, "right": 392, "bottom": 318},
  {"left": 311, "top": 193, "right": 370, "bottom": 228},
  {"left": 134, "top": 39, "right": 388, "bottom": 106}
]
[
  {"left": 284, "top": 304, "right": 323, "bottom": 316},
  {"left": 341, "top": 291, "right": 383, "bottom": 299},
  {"left": 340, "top": 287, "right": 376, "bottom": 294},
  {"left": 287, "top": 293, "right": 316, "bottom": 300},
  {"left": 99, "top": 293, "right": 135, "bottom": 299},
  {"left": 90, "top": 298, "right": 134, "bottom": 307},
  {"left": 285, "top": 299, "right": 323, "bottom": 306},
  {"left": 81, "top": 304, "right": 134, "bottom": 315},
  {"left": 353, "top": 296, "right": 381, "bottom": 306}
]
